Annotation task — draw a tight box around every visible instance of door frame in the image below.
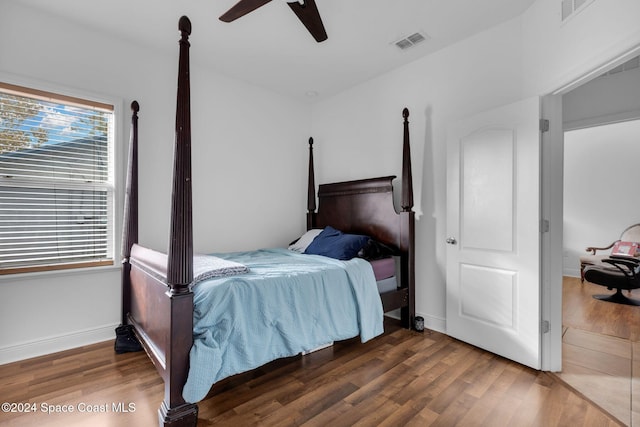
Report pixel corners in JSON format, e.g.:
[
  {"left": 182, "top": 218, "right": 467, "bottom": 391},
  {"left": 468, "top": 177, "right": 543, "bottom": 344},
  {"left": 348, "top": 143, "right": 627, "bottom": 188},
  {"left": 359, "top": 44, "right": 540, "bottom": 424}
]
[{"left": 540, "top": 44, "right": 640, "bottom": 371}]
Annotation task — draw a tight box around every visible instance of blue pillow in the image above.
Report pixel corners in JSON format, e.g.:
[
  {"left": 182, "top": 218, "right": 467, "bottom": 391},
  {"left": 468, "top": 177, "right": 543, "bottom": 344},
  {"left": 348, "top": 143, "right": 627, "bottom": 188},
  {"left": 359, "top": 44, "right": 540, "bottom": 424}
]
[{"left": 304, "top": 226, "right": 369, "bottom": 260}]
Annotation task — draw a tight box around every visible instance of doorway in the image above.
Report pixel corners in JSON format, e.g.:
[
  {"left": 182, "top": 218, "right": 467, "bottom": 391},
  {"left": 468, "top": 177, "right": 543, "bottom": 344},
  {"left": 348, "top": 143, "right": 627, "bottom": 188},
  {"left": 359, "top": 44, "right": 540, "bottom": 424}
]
[{"left": 556, "top": 58, "right": 640, "bottom": 425}]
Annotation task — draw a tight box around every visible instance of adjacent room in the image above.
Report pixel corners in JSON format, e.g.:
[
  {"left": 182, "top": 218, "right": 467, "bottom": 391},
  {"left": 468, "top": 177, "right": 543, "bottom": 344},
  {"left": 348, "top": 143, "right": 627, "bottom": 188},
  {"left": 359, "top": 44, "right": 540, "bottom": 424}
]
[
  {"left": 560, "top": 58, "right": 640, "bottom": 424},
  {"left": 1, "top": 0, "right": 639, "bottom": 425}
]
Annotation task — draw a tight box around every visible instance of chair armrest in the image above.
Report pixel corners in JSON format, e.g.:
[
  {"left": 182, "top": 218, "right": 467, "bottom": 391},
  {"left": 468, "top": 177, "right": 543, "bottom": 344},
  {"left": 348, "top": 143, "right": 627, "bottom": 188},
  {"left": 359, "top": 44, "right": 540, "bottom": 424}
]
[
  {"left": 610, "top": 255, "right": 640, "bottom": 264},
  {"left": 602, "top": 257, "right": 639, "bottom": 279},
  {"left": 585, "top": 240, "right": 619, "bottom": 255}
]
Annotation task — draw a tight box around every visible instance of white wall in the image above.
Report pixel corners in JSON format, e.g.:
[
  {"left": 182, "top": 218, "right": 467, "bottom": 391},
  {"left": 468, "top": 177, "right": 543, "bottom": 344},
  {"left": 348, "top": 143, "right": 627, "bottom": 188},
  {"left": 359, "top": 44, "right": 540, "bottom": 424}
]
[
  {"left": 563, "top": 119, "right": 640, "bottom": 277},
  {"left": 563, "top": 64, "right": 640, "bottom": 130},
  {"left": 311, "top": 18, "right": 526, "bottom": 332},
  {"left": 3, "top": 0, "right": 640, "bottom": 362},
  {"left": 0, "top": 2, "right": 310, "bottom": 364},
  {"left": 521, "top": 0, "right": 640, "bottom": 97},
  {"left": 562, "top": 64, "right": 640, "bottom": 277},
  {"left": 311, "top": 0, "right": 640, "bottom": 333}
]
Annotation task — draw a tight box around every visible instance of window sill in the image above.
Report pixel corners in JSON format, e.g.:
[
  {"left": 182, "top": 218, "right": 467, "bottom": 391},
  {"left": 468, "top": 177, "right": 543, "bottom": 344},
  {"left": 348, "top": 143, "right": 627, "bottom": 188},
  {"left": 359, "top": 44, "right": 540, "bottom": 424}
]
[{"left": 0, "top": 261, "right": 120, "bottom": 283}]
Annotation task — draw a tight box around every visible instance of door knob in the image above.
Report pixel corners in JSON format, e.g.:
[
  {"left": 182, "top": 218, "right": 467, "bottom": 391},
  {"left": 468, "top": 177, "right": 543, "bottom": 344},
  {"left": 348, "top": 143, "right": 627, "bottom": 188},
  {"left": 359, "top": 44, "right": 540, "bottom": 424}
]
[{"left": 446, "top": 237, "right": 457, "bottom": 245}]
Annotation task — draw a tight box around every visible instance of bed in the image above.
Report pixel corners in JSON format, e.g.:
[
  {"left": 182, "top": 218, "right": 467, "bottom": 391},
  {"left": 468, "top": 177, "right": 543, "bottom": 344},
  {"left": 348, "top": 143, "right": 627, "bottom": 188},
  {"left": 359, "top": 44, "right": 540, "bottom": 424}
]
[{"left": 121, "top": 16, "right": 415, "bottom": 427}]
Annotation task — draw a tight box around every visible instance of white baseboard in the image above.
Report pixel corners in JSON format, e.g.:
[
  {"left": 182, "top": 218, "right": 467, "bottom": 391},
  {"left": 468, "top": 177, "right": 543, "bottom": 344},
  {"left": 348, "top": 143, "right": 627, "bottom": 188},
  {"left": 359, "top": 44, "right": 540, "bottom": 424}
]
[
  {"left": 0, "top": 323, "right": 118, "bottom": 365},
  {"left": 422, "top": 313, "right": 446, "bottom": 334},
  {"left": 385, "top": 310, "right": 446, "bottom": 334}
]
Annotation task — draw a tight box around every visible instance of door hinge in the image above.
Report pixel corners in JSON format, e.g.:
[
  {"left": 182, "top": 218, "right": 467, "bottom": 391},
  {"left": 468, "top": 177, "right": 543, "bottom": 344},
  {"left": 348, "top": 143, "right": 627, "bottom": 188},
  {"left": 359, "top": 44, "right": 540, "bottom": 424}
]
[
  {"left": 540, "top": 219, "right": 550, "bottom": 233},
  {"left": 539, "top": 119, "right": 549, "bottom": 132},
  {"left": 541, "top": 320, "right": 550, "bottom": 334}
]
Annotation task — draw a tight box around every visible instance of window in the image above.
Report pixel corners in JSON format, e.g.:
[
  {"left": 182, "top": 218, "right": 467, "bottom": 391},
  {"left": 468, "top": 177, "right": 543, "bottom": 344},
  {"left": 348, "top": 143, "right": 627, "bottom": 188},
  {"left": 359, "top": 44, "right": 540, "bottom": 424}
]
[{"left": 0, "top": 82, "right": 115, "bottom": 274}]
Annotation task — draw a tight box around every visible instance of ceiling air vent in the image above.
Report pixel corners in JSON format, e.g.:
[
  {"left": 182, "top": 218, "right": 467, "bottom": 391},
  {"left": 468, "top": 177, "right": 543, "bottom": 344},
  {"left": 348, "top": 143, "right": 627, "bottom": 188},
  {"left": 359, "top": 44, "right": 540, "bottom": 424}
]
[
  {"left": 393, "top": 32, "right": 429, "bottom": 51},
  {"left": 599, "top": 56, "right": 640, "bottom": 78},
  {"left": 561, "top": 0, "right": 596, "bottom": 22}
]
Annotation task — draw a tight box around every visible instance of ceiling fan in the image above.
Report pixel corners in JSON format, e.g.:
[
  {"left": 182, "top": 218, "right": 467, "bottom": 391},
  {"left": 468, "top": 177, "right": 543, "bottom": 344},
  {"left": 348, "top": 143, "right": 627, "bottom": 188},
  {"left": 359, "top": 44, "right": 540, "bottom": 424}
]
[{"left": 219, "top": 0, "right": 328, "bottom": 42}]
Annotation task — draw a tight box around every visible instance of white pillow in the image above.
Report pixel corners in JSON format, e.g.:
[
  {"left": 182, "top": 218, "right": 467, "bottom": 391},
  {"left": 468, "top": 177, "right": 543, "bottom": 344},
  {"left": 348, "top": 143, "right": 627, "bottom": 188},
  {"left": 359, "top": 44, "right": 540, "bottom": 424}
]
[{"left": 288, "top": 229, "right": 323, "bottom": 253}]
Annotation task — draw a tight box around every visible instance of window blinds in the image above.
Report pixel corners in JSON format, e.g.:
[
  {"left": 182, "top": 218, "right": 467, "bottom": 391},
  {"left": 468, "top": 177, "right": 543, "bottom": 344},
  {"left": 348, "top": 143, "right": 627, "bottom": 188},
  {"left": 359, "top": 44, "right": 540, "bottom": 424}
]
[{"left": 0, "top": 83, "right": 114, "bottom": 274}]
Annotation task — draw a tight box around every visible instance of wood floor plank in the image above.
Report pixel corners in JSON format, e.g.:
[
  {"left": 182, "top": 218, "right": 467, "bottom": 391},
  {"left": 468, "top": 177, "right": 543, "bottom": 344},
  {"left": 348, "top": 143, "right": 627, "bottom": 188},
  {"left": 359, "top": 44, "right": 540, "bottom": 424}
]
[
  {"left": 462, "top": 355, "right": 509, "bottom": 399},
  {"left": 350, "top": 395, "right": 400, "bottom": 426},
  {"left": 0, "top": 316, "right": 626, "bottom": 427},
  {"left": 300, "top": 399, "right": 354, "bottom": 427},
  {"left": 375, "top": 399, "right": 426, "bottom": 427},
  {"left": 563, "top": 276, "right": 640, "bottom": 342},
  {"left": 425, "top": 388, "right": 477, "bottom": 427}
]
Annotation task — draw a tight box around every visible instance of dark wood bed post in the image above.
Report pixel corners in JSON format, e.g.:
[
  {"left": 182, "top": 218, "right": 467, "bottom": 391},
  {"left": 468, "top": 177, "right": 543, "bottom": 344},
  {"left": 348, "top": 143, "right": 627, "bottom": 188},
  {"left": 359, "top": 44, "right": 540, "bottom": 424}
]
[
  {"left": 306, "top": 137, "right": 316, "bottom": 230},
  {"left": 121, "top": 101, "right": 139, "bottom": 324},
  {"left": 401, "top": 108, "right": 414, "bottom": 212},
  {"left": 158, "top": 15, "right": 198, "bottom": 427},
  {"left": 167, "top": 16, "right": 194, "bottom": 292},
  {"left": 400, "top": 108, "right": 416, "bottom": 329}
]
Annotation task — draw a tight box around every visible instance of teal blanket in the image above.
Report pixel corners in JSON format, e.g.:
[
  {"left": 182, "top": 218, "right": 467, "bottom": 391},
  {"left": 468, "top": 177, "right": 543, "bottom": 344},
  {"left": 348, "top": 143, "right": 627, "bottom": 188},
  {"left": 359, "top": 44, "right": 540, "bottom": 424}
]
[{"left": 182, "top": 248, "right": 384, "bottom": 403}]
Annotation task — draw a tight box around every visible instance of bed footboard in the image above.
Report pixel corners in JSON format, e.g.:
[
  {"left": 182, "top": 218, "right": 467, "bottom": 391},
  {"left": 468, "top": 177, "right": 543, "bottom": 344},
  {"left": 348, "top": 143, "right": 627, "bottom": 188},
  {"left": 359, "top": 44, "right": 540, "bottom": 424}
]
[{"left": 128, "top": 245, "right": 197, "bottom": 426}]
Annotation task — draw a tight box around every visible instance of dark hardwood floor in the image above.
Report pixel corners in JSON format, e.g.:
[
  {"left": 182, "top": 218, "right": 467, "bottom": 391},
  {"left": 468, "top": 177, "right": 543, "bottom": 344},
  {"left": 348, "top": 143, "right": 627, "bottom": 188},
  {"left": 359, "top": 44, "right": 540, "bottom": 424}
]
[{"left": 0, "top": 317, "right": 622, "bottom": 427}]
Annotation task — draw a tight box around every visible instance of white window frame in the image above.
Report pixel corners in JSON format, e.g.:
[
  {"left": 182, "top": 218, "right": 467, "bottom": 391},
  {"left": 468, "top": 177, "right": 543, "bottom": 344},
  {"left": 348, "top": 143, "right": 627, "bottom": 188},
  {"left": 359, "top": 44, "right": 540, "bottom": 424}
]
[{"left": 0, "top": 78, "right": 121, "bottom": 276}]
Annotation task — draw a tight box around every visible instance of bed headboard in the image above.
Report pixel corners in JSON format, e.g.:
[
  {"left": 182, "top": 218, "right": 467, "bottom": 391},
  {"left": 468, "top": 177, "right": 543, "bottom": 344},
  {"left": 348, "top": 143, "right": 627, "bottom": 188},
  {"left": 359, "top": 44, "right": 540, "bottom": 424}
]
[
  {"left": 307, "top": 108, "right": 415, "bottom": 253},
  {"left": 312, "top": 176, "right": 402, "bottom": 249},
  {"left": 306, "top": 109, "right": 415, "bottom": 327}
]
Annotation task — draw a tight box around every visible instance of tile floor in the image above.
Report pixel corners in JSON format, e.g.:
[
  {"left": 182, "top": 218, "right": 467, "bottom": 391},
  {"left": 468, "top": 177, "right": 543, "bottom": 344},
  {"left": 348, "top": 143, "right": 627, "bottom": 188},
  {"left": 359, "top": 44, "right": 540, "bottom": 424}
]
[{"left": 558, "top": 327, "right": 635, "bottom": 425}]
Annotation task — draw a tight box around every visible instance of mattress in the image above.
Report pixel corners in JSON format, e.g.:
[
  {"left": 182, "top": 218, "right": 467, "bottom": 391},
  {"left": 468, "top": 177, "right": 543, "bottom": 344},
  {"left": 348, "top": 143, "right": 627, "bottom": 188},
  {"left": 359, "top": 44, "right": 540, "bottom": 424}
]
[
  {"left": 182, "top": 248, "right": 384, "bottom": 403},
  {"left": 377, "top": 276, "right": 397, "bottom": 293},
  {"left": 369, "top": 257, "right": 395, "bottom": 281},
  {"left": 370, "top": 257, "right": 397, "bottom": 294}
]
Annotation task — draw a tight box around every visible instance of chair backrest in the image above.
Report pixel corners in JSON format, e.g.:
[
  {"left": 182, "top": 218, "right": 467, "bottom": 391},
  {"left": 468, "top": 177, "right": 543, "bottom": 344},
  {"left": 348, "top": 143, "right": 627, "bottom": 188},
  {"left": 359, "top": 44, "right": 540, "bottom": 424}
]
[{"left": 620, "top": 223, "right": 640, "bottom": 243}]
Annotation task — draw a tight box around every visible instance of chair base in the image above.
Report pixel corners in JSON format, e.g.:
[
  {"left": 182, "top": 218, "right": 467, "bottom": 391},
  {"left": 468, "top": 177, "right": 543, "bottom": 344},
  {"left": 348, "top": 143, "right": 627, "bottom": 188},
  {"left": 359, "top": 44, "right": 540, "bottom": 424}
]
[{"left": 593, "top": 289, "right": 640, "bottom": 306}]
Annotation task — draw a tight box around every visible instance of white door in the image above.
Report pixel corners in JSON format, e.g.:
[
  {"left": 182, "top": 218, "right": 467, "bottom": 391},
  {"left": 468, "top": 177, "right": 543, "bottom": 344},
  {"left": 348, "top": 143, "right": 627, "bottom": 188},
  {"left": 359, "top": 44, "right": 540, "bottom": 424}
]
[{"left": 446, "top": 97, "right": 541, "bottom": 370}]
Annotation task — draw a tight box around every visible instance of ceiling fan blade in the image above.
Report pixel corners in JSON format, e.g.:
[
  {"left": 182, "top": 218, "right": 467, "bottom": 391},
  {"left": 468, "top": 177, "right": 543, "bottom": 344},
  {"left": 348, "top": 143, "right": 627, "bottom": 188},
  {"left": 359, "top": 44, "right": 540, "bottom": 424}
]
[
  {"left": 219, "top": 0, "right": 273, "bottom": 22},
  {"left": 287, "top": 0, "right": 328, "bottom": 42}
]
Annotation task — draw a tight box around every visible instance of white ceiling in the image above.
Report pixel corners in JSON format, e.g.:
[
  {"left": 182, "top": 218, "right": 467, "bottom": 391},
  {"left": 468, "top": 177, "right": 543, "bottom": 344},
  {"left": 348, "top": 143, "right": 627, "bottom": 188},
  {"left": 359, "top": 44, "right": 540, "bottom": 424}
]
[{"left": 22, "top": 0, "right": 537, "bottom": 102}]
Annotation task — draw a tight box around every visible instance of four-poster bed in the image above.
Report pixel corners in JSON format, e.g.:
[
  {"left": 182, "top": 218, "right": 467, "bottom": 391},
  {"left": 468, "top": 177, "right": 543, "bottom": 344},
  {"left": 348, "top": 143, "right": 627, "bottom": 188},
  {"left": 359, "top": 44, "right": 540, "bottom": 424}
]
[{"left": 120, "top": 16, "right": 415, "bottom": 427}]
